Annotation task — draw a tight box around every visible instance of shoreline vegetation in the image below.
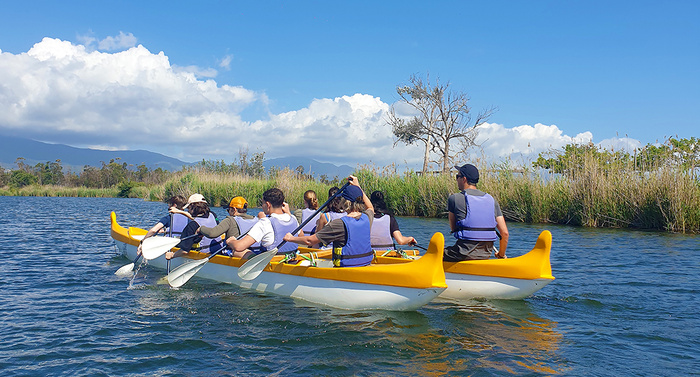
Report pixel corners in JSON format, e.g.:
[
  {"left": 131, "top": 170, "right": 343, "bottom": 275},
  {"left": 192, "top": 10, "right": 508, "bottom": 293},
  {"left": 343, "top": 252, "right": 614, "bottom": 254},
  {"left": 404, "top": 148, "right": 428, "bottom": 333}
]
[{"left": 1, "top": 141, "right": 699, "bottom": 234}]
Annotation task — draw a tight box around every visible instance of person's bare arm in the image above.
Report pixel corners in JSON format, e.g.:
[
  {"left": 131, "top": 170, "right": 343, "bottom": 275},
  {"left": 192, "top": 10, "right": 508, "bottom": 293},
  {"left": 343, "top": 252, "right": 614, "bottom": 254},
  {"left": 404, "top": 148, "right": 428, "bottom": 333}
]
[
  {"left": 283, "top": 232, "right": 320, "bottom": 246},
  {"left": 227, "top": 234, "right": 256, "bottom": 252},
  {"left": 448, "top": 212, "right": 457, "bottom": 233},
  {"left": 315, "top": 213, "right": 328, "bottom": 232},
  {"left": 347, "top": 175, "right": 373, "bottom": 212},
  {"left": 495, "top": 216, "right": 509, "bottom": 258},
  {"left": 169, "top": 207, "right": 194, "bottom": 220},
  {"left": 392, "top": 230, "right": 416, "bottom": 245}
]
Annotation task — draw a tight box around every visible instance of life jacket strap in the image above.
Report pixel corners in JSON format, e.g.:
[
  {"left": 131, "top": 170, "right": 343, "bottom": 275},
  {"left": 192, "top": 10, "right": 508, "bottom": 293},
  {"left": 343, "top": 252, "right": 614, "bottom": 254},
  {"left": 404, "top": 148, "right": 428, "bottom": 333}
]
[
  {"left": 457, "top": 226, "right": 496, "bottom": 231},
  {"left": 333, "top": 250, "right": 374, "bottom": 260}
]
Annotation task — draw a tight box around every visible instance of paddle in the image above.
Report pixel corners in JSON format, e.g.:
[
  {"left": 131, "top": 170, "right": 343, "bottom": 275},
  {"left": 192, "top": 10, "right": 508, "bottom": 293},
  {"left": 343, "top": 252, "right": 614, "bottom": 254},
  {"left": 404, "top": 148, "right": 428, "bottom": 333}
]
[
  {"left": 115, "top": 254, "right": 142, "bottom": 276},
  {"left": 115, "top": 228, "right": 150, "bottom": 276},
  {"left": 413, "top": 244, "right": 427, "bottom": 251},
  {"left": 166, "top": 248, "right": 223, "bottom": 288},
  {"left": 237, "top": 180, "right": 352, "bottom": 281},
  {"left": 166, "top": 231, "right": 248, "bottom": 288},
  {"left": 141, "top": 233, "right": 199, "bottom": 260}
]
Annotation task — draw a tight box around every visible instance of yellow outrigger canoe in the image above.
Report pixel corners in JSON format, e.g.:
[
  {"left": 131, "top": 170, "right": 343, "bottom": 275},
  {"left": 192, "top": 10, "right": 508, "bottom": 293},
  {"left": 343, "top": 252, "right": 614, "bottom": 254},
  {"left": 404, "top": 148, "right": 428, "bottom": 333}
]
[
  {"left": 111, "top": 212, "right": 447, "bottom": 311},
  {"left": 298, "top": 230, "right": 555, "bottom": 300}
]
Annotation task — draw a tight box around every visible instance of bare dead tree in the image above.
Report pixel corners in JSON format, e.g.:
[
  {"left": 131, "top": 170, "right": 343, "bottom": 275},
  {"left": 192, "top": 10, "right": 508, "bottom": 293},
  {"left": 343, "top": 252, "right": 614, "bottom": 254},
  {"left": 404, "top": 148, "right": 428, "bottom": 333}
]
[
  {"left": 388, "top": 73, "right": 496, "bottom": 173},
  {"left": 387, "top": 74, "right": 440, "bottom": 173},
  {"left": 433, "top": 87, "right": 496, "bottom": 172}
]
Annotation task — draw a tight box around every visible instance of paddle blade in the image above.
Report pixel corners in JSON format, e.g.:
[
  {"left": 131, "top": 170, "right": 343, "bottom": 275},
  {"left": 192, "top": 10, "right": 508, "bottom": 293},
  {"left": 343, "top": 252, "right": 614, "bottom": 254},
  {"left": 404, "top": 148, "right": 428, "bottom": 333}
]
[
  {"left": 114, "top": 263, "right": 135, "bottom": 276},
  {"left": 141, "top": 236, "right": 181, "bottom": 260},
  {"left": 237, "top": 248, "right": 277, "bottom": 281},
  {"left": 166, "top": 258, "right": 209, "bottom": 288}
]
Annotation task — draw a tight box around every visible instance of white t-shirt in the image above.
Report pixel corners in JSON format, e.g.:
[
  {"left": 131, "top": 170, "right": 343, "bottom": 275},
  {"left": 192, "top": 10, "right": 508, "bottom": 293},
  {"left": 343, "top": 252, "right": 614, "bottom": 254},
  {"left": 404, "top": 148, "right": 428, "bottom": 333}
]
[{"left": 246, "top": 213, "right": 293, "bottom": 249}]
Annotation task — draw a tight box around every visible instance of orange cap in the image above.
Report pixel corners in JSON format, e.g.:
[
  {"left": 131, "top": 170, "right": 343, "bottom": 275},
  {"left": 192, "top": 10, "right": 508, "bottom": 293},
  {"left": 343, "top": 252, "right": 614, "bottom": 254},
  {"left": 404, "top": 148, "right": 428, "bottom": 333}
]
[{"left": 227, "top": 196, "right": 247, "bottom": 209}]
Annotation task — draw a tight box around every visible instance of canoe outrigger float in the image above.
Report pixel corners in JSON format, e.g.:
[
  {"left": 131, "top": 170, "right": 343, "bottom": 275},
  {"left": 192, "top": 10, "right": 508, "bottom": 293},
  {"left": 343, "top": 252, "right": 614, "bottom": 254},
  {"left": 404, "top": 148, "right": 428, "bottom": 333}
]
[
  {"left": 111, "top": 212, "right": 447, "bottom": 311},
  {"left": 298, "top": 230, "right": 555, "bottom": 300}
]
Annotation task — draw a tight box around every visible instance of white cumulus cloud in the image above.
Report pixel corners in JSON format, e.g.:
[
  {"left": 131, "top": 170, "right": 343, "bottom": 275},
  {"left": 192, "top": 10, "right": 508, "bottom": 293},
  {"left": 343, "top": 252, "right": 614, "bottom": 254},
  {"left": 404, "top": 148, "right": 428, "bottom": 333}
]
[
  {"left": 0, "top": 36, "right": 616, "bottom": 170},
  {"left": 472, "top": 122, "right": 594, "bottom": 160}
]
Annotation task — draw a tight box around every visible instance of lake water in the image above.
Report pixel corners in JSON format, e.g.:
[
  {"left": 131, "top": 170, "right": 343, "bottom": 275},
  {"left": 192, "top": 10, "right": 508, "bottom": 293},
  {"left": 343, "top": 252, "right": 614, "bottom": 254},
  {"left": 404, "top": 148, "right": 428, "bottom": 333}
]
[{"left": 0, "top": 196, "right": 698, "bottom": 376}]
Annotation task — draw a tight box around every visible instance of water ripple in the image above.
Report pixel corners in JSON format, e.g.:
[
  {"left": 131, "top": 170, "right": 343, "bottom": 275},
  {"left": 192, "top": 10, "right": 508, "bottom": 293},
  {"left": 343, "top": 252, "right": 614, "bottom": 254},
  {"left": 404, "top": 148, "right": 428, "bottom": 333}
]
[{"left": 0, "top": 197, "right": 698, "bottom": 376}]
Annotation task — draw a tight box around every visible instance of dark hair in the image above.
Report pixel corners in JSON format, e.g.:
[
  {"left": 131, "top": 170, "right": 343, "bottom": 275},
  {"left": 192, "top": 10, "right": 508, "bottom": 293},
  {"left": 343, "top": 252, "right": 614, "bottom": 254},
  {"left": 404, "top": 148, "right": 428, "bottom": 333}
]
[
  {"left": 303, "top": 190, "right": 319, "bottom": 210},
  {"left": 326, "top": 186, "right": 344, "bottom": 213},
  {"left": 187, "top": 202, "right": 210, "bottom": 218},
  {"left": 263, "top": 188, "right": 285, "bottom": 208},
  {"left": 167, "top": 195, "right": 187, "bottom": 210},
  {"left": 370, "top": 190, "right": 391, "bottom": 216}
]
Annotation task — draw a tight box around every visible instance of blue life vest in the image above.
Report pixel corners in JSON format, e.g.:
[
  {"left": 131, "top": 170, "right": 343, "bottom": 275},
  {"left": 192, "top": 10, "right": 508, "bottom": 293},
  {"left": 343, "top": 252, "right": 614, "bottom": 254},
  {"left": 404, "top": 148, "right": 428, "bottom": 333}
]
[
  {"left": 234, "top": 216, "right": 261, "bottom": 249},
  {"left": 165, "top": 213, "right": 189, "bottom": 237},
  {"left": 333, "top": 215, "right": 374, "bottom": 267},
  {"left": 454, "top": 193, "right": 498, "bottom": 241},
  {"left": 301, "top": 208, "right": 321, "bottom": 234},
  {"left": 194, "top": 213, "right": 224, "bottom": 253},
  {"left": 268, "top": 215, "right": 299, "bottom": 254},
  {"left": 370, "top": 214, "right": 395, "bottom": 250}
]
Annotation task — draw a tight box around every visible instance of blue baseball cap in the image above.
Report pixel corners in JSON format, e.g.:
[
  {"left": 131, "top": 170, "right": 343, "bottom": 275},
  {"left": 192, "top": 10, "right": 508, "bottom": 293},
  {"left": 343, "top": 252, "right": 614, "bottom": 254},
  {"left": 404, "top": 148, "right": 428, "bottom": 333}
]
[
  {"left": 341, "top": 185, "right": 364, "bottom": 202},
  {"left": 455, "top": 163, "right": 479, "bottom": 183}
]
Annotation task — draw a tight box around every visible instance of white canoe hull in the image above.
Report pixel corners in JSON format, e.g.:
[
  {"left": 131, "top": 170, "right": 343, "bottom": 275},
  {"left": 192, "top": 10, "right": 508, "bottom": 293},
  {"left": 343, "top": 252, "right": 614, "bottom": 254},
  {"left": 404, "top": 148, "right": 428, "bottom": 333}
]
[
  {"left": 116, "top": 239, "right": 444, "bottom": 311},
  {"left": 441, "top": 272, "right": 553, "bottom": 301}
]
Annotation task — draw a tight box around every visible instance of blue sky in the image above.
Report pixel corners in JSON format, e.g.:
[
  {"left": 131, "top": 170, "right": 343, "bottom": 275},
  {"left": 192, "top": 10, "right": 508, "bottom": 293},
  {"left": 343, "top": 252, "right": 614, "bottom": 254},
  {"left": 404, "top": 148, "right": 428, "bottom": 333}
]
[{"left": 0, "top": 1, "right": 698, "bottom": 169}]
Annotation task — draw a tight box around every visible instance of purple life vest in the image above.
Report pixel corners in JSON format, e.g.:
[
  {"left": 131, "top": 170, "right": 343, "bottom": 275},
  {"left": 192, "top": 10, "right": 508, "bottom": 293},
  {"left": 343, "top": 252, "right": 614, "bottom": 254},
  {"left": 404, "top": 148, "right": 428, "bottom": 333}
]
[{"left": 454, "top": 193, "right": 498, "bottom": 241}]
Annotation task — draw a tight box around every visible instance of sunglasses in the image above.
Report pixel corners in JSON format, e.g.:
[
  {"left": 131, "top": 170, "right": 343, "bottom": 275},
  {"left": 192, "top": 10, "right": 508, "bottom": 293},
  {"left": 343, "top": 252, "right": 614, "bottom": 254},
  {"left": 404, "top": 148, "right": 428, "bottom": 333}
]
[{"left": 456, "top": 174, "right": 464, "bottom": 179}]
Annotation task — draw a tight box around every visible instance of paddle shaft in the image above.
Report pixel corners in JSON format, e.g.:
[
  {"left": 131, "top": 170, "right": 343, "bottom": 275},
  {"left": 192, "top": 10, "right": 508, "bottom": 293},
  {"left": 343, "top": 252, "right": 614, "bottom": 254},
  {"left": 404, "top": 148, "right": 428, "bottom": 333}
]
[
  {"left": 413, "top": 244, "right": 428, "bottom": 251},
  {"left": 165, "top": 229, "right": 251, "bottom": 287}
]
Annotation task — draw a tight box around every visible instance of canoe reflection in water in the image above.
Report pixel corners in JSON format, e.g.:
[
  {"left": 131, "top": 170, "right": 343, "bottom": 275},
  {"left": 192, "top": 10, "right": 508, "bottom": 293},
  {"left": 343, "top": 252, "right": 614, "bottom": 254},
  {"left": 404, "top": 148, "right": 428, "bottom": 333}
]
[{"left": 288, "top": 300, "right": 565, "bottom": 376}]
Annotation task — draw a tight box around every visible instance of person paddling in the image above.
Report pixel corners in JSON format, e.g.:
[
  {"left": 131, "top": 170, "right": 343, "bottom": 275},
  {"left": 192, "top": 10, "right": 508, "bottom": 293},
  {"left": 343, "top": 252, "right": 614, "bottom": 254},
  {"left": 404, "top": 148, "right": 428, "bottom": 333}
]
[
  {"left": 315, "top": 186, "right": 347, "bottom": 234},
  {"left": 293, "top": 190, "right": 322, "bottom": 236},
  {"left": 283, "top": 175, "right": 375, "bottom": 267},
  {"left": 165, "top": 194, "right": 223, "bottom": 260},
  {"left": 226, "top": 188, "right": 299, "bottom": 259},
  {"left": 196, "top": 196, "right": 254, "bottom": 256},
  {"left": 369, "top": 190, "right": 417, "bottom": 250},
  {"left": 137, "top": 195, "right": 188, "bottom": 256},
  {"left": 445, "top": 164, "right": 509, "bottom": 261}
]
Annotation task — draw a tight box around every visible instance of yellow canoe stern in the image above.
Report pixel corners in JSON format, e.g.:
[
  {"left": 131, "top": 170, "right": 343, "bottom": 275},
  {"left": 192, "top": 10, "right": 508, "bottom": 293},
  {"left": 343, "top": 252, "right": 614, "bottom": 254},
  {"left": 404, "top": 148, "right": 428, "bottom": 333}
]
[{"left": 444, "top": 230, "right": 555, "bottom": 281}]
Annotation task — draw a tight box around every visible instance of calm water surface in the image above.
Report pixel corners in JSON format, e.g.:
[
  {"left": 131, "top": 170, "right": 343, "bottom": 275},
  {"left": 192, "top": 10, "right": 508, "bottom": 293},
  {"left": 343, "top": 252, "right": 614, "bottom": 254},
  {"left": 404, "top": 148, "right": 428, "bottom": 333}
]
[{"left": 0, "top": 197, "right": 698, "bottom": 376}]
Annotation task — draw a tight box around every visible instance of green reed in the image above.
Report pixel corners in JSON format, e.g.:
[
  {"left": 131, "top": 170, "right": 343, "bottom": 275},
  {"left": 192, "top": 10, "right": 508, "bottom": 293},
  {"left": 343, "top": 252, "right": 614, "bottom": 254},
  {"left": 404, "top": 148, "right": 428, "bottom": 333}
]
[
  {"left": 0, "top": 185, "right": 120, "bottom": 197},
  {"left": 478, "top": 157, "right": 700, "bottom": 233},
  {"left": 2, "top": 158, "right": 697, "bottom": 233},
  {"left": 158, "top": 169, "right": 336, "bottom": 210}
]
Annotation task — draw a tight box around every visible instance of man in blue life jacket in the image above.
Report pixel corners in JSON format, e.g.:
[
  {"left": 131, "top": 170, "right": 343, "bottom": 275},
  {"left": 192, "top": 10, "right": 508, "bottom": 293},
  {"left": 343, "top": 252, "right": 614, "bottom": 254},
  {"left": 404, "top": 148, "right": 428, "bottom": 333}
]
[{"left": 445, "top": 164, "right": 509, "bottom": 261}]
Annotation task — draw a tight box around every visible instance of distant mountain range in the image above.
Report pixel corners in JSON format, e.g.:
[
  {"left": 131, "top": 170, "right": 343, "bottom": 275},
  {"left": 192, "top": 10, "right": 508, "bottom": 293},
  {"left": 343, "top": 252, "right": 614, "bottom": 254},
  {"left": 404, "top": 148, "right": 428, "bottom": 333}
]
[
  {"left": 0, "top": 135, "right": 355, "bottom": 178},
  {"left": 0, "top": 135, "right": 191, "bottom": 172},
  {"left": 263, "top": 157, "right": 355, "bottom": 179}
]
